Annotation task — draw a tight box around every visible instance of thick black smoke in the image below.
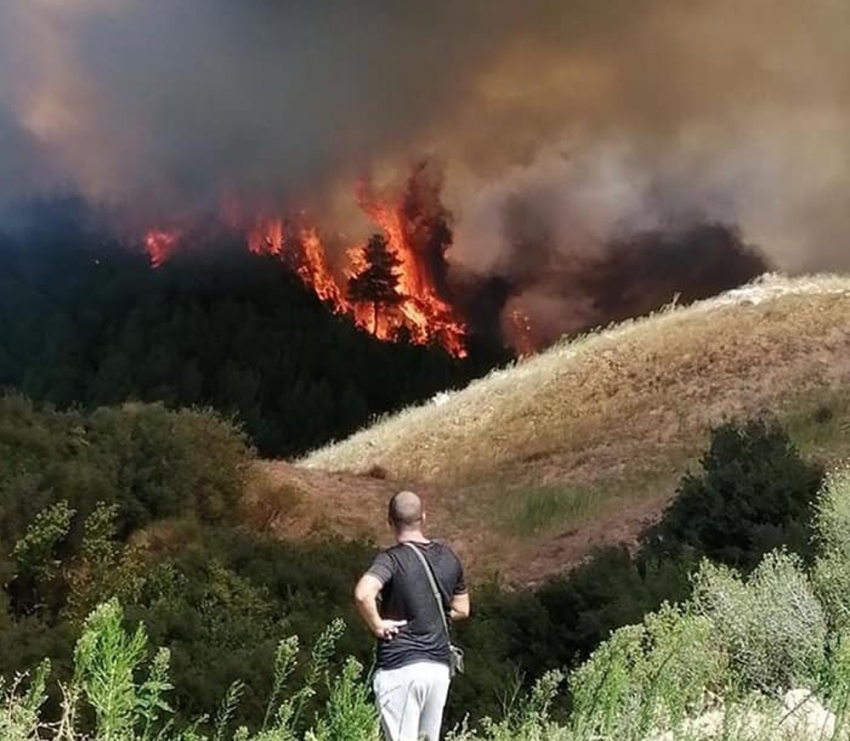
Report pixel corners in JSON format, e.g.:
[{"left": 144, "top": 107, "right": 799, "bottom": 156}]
[{"left": 452, "top": 222, "right": 769, "bottom": 351}]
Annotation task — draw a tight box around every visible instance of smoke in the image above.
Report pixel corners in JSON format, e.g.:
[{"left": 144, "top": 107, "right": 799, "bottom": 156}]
[
  {"left": 1, "top": 0, "right": 848, "bottom": 345},
  {"left": 0, "top": 0, "right": 534, "bottom": 218}
]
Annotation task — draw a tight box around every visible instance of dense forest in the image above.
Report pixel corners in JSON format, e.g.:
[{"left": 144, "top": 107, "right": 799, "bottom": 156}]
[
  {"left": 0, "top": 198, "right": 507, "bottom": 457},
  {"left": 0, "top": 395, "right": 825, "bottom": 733}
]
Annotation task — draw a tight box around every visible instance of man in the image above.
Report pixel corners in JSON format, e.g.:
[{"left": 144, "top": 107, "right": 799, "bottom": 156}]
[{"left": 354, "top": 491, "right": 470, "bottom": 741}]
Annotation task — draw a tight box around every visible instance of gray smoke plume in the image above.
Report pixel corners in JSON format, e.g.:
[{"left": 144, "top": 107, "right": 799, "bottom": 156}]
[
  {"left": 1, "top": 0, "right": 848, "bottom": 342},
  {"left": 0, "top": 0, "right": 536, "bottom": 218}
]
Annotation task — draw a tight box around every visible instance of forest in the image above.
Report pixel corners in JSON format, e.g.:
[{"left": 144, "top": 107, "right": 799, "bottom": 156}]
[{"left": 0, "top": 198, "right": 506, "bottom": 458}]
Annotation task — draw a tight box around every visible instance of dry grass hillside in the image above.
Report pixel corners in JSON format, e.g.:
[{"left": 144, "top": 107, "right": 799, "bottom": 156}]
[{"left": 257, "top": 274, "right": 850, "bottom": 584}]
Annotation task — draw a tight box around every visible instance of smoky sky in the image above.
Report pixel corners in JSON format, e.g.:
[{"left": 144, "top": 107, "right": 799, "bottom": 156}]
[
  {"left": 0, "top": 0, "right": 535, "bottom": 214},
  {"left": 1, "top": 0, "right": 849, "bottom": 275}
]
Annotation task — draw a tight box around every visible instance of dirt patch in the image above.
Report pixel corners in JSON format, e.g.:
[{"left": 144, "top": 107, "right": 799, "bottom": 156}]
[{"left": 251, "top": 461, "right": 679, "bottom": 585}]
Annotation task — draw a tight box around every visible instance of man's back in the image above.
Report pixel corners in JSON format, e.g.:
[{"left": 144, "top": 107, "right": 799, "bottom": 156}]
[
  {"left": 354, "top": 491, "right": 469, "bottom": 741},
  {"left": 367, "top": 541, "right": 466, "bottom": 670}
]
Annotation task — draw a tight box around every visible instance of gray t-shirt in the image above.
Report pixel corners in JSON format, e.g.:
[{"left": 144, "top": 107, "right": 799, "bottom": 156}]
[{"left": 367, "top": 541, "right": 466, "bottom": 670}]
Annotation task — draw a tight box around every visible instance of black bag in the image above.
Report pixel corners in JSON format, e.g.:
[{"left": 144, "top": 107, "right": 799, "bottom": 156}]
[{"left": 403, "top": 542, "right": 465, "bottom": 678}]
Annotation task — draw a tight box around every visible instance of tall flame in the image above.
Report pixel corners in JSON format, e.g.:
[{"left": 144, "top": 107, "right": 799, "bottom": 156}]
[{"left": 146, "top": 177, "right": 469, "bottom": 357}]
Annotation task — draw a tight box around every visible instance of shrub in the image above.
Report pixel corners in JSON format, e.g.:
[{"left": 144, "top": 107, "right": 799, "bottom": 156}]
[
  {"left": 0, "top": 659, "right": 51, "bottom": 741},
  {"left": 449, "top": 670, "right": 567, "bottom": 741},
  {"left": 307, "top": 658, "right": 380, "bottom": 741},
  {"left": 692, "top": 551, "right": 827, "bottom": 692},
  {"left": 85, "top": 403, "right": 252, "bottom": 527},
  {"left": 0, "top": 600, "right": 369, "bottom": 741},
  {"left": 0, "top": 397, "right": 252, "bottom": 548},
  {"left": 569, "top": 604, "right": 725, "bottom": 740},
  {"left": 642, "top": 418, "right": 823, "bottom": 571},
  {"left": 813, "top": 466, "right": 850, "bottom": 631},
  {"left": 0, "top": 403, "right": 836, "bottom": 736}
]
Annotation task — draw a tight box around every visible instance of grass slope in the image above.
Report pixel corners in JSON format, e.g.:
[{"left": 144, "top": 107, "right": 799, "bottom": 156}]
[{"left": 270, "top": 274, "right": 850, "bottom": 583}]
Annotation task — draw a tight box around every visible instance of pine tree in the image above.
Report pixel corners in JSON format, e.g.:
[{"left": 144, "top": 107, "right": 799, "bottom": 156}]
[{"left": 347, "top": 233, "right": 402, "bottom": 335}]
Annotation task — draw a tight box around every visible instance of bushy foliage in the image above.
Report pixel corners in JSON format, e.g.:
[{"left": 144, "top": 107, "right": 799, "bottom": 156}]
[
  {"left": 12, "top": 501, "right": 76, "bottom": 586},
  {"left": 0, "top": 399, "right": 376, "bottom": 732},
  {"left": 11, "top": 583, "right": 845, "bottom": 741},
  {"left": 692, "top": 552, "right": 827, "bottom": 692},
  {"left": 1, "top": 522, "right": 377, "bottom": 732},
  {"left": 0, "top": 395, "right": 251, "bottom": 548},
  {"left": 456, "top": 418, "right": 822, "bottom": 721},
  {"left": 308, "top": 658, "right": 381, "bottom": 741},
  {"left": 0, "top": 398, "right": 834, "bottom": 736},
  {"left": 0, "top": 599, "right": 380, "bottom": 741},
  {"left": 813, "top": 467, "right": 850, "bottom": 632},
  {"left": 448, "top": 671, "right": 568, "bottom": 741},
  {"left": 569, "top": 605, "right": 726, "bottom": 740},
  {"left": 130, "top": 539, "right": 375, "bottom": 730},
  {"left": 551, "top": 465, "right": 850, "bottom": 740},
  {"left": 642, "top": 418, "right": 823, "bottom": 571}
]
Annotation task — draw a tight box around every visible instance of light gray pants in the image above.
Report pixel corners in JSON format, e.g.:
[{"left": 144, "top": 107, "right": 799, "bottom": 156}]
[{"left": 373, "top": 661, "right": 451, "bottom": 741}]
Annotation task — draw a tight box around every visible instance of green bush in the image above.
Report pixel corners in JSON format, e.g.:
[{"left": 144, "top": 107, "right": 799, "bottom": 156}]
[
  {"left": 85, "top": 403, "right": 252, "bottom": 526},
  {"left": 0, "top": 396, "right": 251, "bottom": 547},
  {"left": 642, "top": 418, "right": 823, "bottom": 571},
  {"left": 692, "top": 551, "right": 827, "bottom": 692},
  {"left": 1, "top": 453, "right": 850, "bottom": 741},
  {"left": 569, "top": 604, "right": 725, "bottom": 740},
  {"left": 0, "top": 600, "right": 376, "bottom": 741},
  {"left": 0, "top": 401, "right": 837, "bottom": 736},
  {"left": 556, "top": 466, "right": 850, "bottom": 739},
  {"left": 813, "top": 466, "right": 850, "bottom": 632}
]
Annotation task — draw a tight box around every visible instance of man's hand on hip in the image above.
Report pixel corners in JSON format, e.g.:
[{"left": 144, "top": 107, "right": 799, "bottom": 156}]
[{"left": 374, "top": 619, "right": 407, "bottom": 641}]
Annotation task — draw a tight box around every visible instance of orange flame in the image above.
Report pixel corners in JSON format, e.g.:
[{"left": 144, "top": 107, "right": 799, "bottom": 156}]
[
  {"left": 353, "top": 177, "right": 467, "bottom": 356},
  {"left": 248, "top": 217, "right": 283, "bottom": 255},
  {"left": 298, "top": 226, "right": 344, "bottom": 306},
  {"left": 144, "top": 229, "right": 181, "bottom": 267},
  {"left": 145, "top": 178, "right": 469, "bottom": 357}
]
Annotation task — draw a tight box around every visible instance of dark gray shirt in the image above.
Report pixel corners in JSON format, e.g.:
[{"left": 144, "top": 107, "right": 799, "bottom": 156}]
[{"left": 367, "top": 541, "right": 466, "bottom": 670}]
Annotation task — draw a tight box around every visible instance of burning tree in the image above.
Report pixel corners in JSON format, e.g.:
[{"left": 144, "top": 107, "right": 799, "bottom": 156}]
[{"left": 348, "top": 233, "right": 403, "bottom": 335}]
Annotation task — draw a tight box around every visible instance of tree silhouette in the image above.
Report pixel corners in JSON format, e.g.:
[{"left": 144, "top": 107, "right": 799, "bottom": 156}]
[{"left": 347, "top": 233, "right": 403, "bottom": 335}]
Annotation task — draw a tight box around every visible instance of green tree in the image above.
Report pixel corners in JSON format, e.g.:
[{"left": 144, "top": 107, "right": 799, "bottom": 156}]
[
  {"left": 347, "top": 234, "right": 402, "bottom": 335},
  {"left": 641, "top": 417, "right": 823, "bottom": 571}
]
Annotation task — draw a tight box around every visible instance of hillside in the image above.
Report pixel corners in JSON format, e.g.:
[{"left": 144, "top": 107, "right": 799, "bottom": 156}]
[{"left": 260, "top": 274, "right": 850, "bottom": 583}]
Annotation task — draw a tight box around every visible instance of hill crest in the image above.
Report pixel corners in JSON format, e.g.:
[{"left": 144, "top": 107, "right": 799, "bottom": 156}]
[{"left": 260, "top": 274, "right": 850, "bottom": 583}]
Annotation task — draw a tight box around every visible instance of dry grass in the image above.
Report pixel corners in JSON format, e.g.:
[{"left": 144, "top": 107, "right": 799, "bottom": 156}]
[
  {"left": 270, "top": 274, "right": 850, "bottom": 583},
  {"left": 302, "top": 274, "right": 850, "bottom": 483}
]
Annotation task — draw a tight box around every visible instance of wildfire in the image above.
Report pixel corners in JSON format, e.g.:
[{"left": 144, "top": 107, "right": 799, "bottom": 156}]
[
  {"left": 247, "top": 217, "right": 283, "bottom": 255},
  {"left": 145, "top": 173, "right": 469, "bottom": 357},
  {"left": 299, "top": 226, "right": 345, "bottom": 306},
  {"left": 144, "top": 228, "right": 182, "bottom": 268}
]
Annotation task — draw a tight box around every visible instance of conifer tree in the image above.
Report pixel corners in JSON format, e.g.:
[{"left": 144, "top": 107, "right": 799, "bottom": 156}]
[{"left": 347, "top": 233, "right": 402, "bottom": 335}]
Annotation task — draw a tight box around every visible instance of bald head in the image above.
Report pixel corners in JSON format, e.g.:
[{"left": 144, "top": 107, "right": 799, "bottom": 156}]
[{"left": 388, "top": 491, "right": 423, "bottom": 532}]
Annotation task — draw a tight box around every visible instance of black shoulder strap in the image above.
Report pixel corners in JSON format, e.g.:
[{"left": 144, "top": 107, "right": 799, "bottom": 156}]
[{"left": 403, "top": 542, "right": 451, "bottom": 639}]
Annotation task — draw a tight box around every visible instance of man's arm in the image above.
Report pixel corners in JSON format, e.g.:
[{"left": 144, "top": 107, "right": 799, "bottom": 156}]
[
  {"left": 354, "top": 574, "right": 406, "bottom": 640},
  {"left": 450, "top": 591, "right": 470, "bottom": 622},
  {"left": 449, "top": 555, "right": 470, "bottom": 621}
]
